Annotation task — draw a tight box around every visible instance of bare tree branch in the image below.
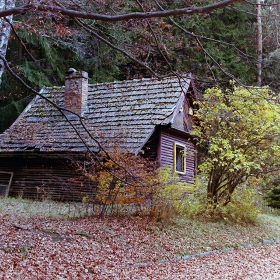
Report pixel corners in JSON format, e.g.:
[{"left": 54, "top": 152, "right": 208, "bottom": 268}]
[
  {"left": 75, "top": 18, "right": 164, "bottom": 78},
  {"left": 136, "top": 0, "right": 175, "bottom": 75},
  {"left": 0, "top": 1, "right": 241, "bottom": 21}
]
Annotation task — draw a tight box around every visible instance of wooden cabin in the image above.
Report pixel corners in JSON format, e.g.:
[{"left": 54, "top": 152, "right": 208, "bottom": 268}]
[{"left": 0, "top": 71, "right": 199, "bottom": 200}]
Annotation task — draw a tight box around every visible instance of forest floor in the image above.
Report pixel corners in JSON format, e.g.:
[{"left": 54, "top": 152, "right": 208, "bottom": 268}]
[{"left": 0, "top": 198, "right": 280, "bottom": 279}]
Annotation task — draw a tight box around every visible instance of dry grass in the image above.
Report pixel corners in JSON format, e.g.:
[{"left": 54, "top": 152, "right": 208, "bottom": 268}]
[
  {"left": 1, "top": 197, "right": 280, "bottom": 256},
  {"left": 0, "top": 198, "right": 71, "bottom": 222}
]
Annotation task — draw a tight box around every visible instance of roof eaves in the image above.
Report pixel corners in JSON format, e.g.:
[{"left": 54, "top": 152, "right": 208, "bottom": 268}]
[
  {"left": 179, "top": 77, "right": 191, "bottom": 94},
  {"left": 6, "top": 88, "right": 47, "bottom": 130},
  {"left": 159, "top": 91, "right": 185, "bottom": 127},
  {"left": 133, "top": 126, "right": 157, "bottom": 156}
]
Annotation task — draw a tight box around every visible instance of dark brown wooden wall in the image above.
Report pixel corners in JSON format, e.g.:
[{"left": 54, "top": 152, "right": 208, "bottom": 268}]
[
  {"left": 158, "top": 130, "right": 196, "bottom": 183},
  {"left": 0, "top": 157, "right": 95, "bottom": 201}
]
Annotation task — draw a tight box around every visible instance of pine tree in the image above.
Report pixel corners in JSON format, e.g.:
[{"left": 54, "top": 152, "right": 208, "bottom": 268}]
[{"left": 265, "top": 178, "right": 280, "bottom": 209}]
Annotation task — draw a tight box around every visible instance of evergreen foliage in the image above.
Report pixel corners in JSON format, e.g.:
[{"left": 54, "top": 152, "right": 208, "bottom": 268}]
[
  {"left": 0, "top": 100, "right": 23, "bottom": 133},
  {"left": 263, "top": 49, "right": 280, "bottom": 92},
  {"left": 172, "top": 3, "right": 256, "bottom": 87},
  {"left": 265, "top": 177, "right": 280, "bottom": 209},
  {"left": 0, "top": 17, "right": 126, "bottom": 131}
]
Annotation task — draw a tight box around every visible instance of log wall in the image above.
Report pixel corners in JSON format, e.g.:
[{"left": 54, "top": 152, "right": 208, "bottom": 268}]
[{"left": 0, "top": 157, "right": 95, "bottom": 201}]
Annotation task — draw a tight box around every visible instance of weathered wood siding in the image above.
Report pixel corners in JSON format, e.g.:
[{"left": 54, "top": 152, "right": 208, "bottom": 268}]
[
  {"left": 0, "top": 157, "right": 95, "bottom": 201},
  {"left": 158, "top": 130, "right": 196, "bottom": 183}
]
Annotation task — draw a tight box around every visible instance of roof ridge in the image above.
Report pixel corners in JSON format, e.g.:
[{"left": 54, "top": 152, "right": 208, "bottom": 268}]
[{"left": 88, "top": 74, "right": 190, "bottom": 87}]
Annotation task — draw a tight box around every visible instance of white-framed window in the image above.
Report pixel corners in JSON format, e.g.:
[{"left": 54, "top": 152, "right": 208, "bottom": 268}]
[{"left": 173, "top": 142, "right": 186, "bottom": 174}]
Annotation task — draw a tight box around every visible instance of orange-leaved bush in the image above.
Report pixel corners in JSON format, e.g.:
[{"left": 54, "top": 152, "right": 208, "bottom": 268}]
[{"left": 73, "top": 148, "right": 157, "bottom": 217}]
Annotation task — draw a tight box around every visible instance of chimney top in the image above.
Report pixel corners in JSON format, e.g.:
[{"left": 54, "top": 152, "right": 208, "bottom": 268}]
[
  {"left": 64, "top": 70, "right": 88, "bottom": 115},
  {"left": 65, "top": 68, "right": 77, "bottom": 75},
  {"left": 65, "top": 70, "right": 88, "bottom": 79}
]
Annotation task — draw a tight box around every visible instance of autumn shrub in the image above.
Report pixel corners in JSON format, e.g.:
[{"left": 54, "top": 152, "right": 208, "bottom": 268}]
[
  {"left": 142, "top": 167, "right": 259, "bottom": 223},
  {"left": 222, "top": 186, "right": 260, "bottom": 223},
  {"left": 182, "top": 175, "right": 260, "bottom": 223},
  {"left": 192, "top": 85, "right": 280, "bottom": 207},
  {"left": 181, "top": 175, "right": 208, "bottom": 219},
  {"left": 73, "top": 149, "right": 261, "bottom": 222},
  {"left": 151, "top": 167, "right": 194, "bottom": 220},
  {"left": 73, "top": 148, "right": 157, "bottom": 218}
]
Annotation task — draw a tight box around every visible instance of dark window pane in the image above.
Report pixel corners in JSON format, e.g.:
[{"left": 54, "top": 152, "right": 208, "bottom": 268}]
[{"left": 176, "top": 146, "right": 184, "bottom": 172}]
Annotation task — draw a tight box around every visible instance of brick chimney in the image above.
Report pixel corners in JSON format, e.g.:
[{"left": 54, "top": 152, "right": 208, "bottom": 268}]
[{"left": 64, "top": 70, "right": 88, "bottom": 115}]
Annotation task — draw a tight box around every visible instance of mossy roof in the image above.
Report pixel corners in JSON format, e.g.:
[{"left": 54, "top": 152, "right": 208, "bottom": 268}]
[{"left": 0, "top": 75, "right": 197, "bottom": 155}]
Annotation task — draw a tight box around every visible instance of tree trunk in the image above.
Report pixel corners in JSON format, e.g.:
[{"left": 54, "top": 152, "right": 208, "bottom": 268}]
[
  {"left": 0, "top": 0, "right": 15, "bottom": 84},
  {"left": 256, "top": 0, "right": 262, "bottom": 87}
]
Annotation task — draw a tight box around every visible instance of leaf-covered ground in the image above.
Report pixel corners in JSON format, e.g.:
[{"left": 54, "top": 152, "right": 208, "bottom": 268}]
[{"left": 0, "top": 198, "right": 280, "bottom": 279}]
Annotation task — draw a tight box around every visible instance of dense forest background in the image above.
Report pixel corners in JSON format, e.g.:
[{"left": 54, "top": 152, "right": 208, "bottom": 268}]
[{"left": 0, "top": 0, "right": 279, "bottom": 133}]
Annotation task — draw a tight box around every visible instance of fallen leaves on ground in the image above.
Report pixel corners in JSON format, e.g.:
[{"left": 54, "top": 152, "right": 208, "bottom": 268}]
[{"left": 0, "top": 215, "right": 280, "bottom": 279}]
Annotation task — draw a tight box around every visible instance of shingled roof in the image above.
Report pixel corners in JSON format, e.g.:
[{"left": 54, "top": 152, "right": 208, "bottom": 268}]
[{"left": 0, "top": 73, "right": 197, "bottom": 155}]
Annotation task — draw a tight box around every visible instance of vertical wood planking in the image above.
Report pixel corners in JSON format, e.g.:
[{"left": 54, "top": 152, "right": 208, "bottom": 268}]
[{"left": 159, "top": 131, "right": 196, "bottom": 183}]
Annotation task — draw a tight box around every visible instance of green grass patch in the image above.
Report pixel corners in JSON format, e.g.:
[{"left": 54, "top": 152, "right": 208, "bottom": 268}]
[{"left": 146, "top": 215, "right": 280, "bottom": 256}]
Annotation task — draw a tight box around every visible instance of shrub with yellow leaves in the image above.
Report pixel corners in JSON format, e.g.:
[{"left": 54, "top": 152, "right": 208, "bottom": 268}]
[{"left": 192, "top": 84, "right": 280, "bottom": 207}]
